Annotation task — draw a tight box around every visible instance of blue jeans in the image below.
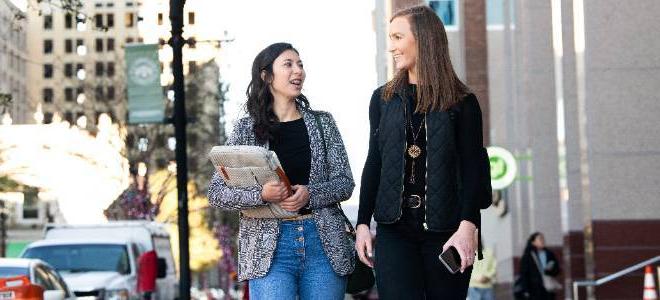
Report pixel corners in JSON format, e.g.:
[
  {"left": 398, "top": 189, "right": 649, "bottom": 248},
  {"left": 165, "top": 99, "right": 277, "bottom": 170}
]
[
  {"left": 468, "top": 287, "right": 495, "bottom": 300},
  {"left": 249, "top": 219, "right": 347, "bottom": 300}
]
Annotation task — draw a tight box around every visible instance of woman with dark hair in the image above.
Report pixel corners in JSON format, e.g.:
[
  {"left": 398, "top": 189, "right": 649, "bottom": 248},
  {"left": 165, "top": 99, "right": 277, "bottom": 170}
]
[
  {"left": 208, "top": 42, "right": 355, "bottom": 299},
  {"left": 355, "top": 5, "right": 485, "bottom": 299},
  {"left": 517, "top": 232, "right": 561, "bottom": 299}
]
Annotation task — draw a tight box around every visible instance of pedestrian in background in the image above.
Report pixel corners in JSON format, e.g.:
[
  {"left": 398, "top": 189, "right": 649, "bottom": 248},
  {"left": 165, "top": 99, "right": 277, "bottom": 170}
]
[
  {"left": 517, "top": 232, "right": 561, "bottom": 299},
  {"left": 208, "top": 42, "right": 355, "bottom": 300},
  {"left": 355, "top": 5, "right": 486, "bottom": 299},
  {"left": 468, "top": 247, "right": 497, "bottom": 300}
]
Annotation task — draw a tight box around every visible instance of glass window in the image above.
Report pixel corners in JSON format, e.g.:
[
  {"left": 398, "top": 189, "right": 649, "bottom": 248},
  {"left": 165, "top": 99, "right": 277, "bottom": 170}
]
[
  {"left": 33, "top": 267, "right": 55, "bottom": 290},
  {"left": 64, "top": 111, "right": 73, "bottom": 124},
  {"left": 95, "top": 14, "right": 103, "bottom": 28},
  {"left": 107, "top": 14, "right": 114, "bottom": 28},
  {"left": 188, "top": 12, "right": 195, "bottom": 25},
  {"left": 43, "top": 88, "right": 53, "bottom": 103},
  {"left": 44, "top": 15, "right": 53, "bottom": 30},
  {"left": 126, "top": 37, "right": 134, "bottom": 44},
  {"left": 428, "top": 0, "right": 457, "bottom": 27},
  {"left": 65, "top": 87, "right": 74, "bottom": 102},
  {"left": 157, "top": 13, "right": 163, "bottom": 25},
  {"left": 95, "top": 38, "right": 103, "bottom": 52},
  {"left": 188, "top": 61, "right": 197, "bottom": 74},
  {"left": 95, "top": 85, "right": 104, "bottom": 100},
  {"left": 44, "top": 112, "right": 53, "bottom": 124},
  {"left": 65, "top": 13, "right": 73, "bottom": 29},
  {"left": 44, "top": 40, "right": 53, "bottom": 54},
  {"left": 107, "top": 62, "right": 115, "bottom": 77},
  {"left": 107, "top": 38, "right": 115, "bottom": 51},
  {"left": 486, "top": 0, "right": 515, "bottom": 26},
  {"left": 107, "top": 86, "right": 115, "bottom": 100},
  {"left": 125, "top": 12, "right": 135, "bottom": 27},
  {"left": 65, "top": 63, "right": 73, "bottom": 78},
  {"left": 44, "top": 64, "right": 53, "bottom": 79},
  {"left": 0, "top": 267, "right": 29, "bottom": 278},
  {"left": 95, "top": 62, "right": 104, "bottom": 76},
  {"left": 23, "top": 244, "right": 131, "bottom": 274},
  {"left": 65, "top": 39, "right": 73, "bottom": 53}
]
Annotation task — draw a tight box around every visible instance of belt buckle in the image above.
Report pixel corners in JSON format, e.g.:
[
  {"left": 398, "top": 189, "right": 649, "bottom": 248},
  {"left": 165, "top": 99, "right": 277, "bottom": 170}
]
[{"left": 407, "top": 195, "right": 422, "bottom": 208}]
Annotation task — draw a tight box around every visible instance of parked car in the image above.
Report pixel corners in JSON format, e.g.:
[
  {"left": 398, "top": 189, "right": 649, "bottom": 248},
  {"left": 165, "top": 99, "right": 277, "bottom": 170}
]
[
  {"left": 21, "top": 221, "right": 178, "bottom": 300},
  {"left": 0, "top": 258, "right": 74, "bottom": 300}
]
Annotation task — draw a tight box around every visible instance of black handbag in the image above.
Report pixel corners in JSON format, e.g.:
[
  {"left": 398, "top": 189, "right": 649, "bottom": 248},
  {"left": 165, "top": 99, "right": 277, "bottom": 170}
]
[{"left": 313, "top": 111, "right": 375, "bottom": 294}]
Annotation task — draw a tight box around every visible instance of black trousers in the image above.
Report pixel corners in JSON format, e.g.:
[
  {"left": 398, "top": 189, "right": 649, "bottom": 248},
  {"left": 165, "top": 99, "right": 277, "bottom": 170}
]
[{"left": 374, "top": 209, "right": 472, "bottom": 300}]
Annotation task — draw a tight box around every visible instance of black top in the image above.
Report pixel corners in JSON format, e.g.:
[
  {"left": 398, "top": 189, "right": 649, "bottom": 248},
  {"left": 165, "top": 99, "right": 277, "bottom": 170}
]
[
  {"left": 269, "top": 118, "right": 312, "bottom": 214},
  {"left": 357, "top": 87, "right": 483, "bottom": 227},
  {"left": 402, "top": 84, "right": 427, "bottom": 197}
]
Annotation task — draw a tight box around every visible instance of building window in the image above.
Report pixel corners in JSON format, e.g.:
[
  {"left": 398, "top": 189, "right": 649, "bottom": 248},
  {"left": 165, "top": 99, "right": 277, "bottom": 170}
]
[
  {"left": 107, "top": 62, "right": 115, "bottom": 77},
  {"left": 157, "top": 13, "right": 163, "bottom": 25},
  {"left": 65, "top": 87, "right": 74, "bottom": 102},
  {"left": 65, "top": 39, "right": 73, "bottom": 53},
  {"left": 126, "top": 37, "right": 134, "bottom": 44},
  {"left": 44, "top": 64, "right": 53, "bottom": 79},
  {"left": 107, "top": 86, "right": 115, "bottom": 100},
  {"left": 486, "top": 0, "right": 515, "bottom": 27},
  {"left": 76, "top": 64, "right": 85, "bottom": 80},
  {"left": 188, "top": 12, "right": 195, "bottom": 25},
  {"left": 44, "top": 112, "right": 53, "bottom": 124},
  {"left": 44, "top": 15, "right": 53, "bottom": 30},
  {"left": 125, "top": 12, "right": 135, "bottom": 27},
  {"left": 65, "top": 13, "right": 73, "bottom": 29},
  {"left": 65, "top": 63, "right": 74, "bottom": 77},
  {"left": 95, "top": 3, "right": 102, "bottom": 8},
  {"left": 64, "top": 111, "right": 73, "bottom": 124},
  {"left": 137, "top": 37, "right": 144, "bottom": 43},
  {"left": 106, "top": 2, "right": 114, "bottom": 7},
  {"left": 95, "top": 85, "right": 104, "bottom": 101},
  {"left": 188, "top": 61, "right": 197, "bottom": 73},
  {"left": 43, "top": 88, "right": 53, "bottom": 103},
  {"left": 95, "top": 14, "right": 103, "bottom": 28},
  {"left": 428, "top": 0, "right": 457, "bottom": 27},
  {"left": 95, "top": 62, "right": 105, "bottom": 76},
  {"left": 126, "top": 1, "right": 134, "bottom": 7},
  {"left": 95, "top": 38, "right": 103, "bottom": 52},
  {"left": 107, "top": 14, "right": 114, "bottom": 28},
  {"left": 107, "top": 38, "right": 115, "bottom": 51},
  {"left": 44, "top": 40, "right": 53, "bottom": 54}
]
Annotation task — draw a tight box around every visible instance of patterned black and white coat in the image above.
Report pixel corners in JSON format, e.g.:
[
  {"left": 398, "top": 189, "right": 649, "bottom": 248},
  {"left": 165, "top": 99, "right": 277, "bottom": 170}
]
[{"left": 207, "top": 107, "right": 356, "bottom": 282}]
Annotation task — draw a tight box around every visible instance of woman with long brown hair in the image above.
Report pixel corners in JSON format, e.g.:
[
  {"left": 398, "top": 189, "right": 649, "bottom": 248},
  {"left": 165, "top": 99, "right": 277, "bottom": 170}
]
[{"left": 355, "top": 5, "right": 485, "bottom": 299}]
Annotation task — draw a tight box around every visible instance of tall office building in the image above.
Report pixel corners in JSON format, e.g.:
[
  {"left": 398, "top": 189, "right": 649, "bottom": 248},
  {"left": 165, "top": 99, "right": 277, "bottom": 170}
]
[{"left": 0, "top": 0, "right": 28, "bottom": 124}]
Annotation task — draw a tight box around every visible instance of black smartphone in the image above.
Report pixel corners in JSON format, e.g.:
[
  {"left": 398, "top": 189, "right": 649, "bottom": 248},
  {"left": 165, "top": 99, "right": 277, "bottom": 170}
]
[{"left": 439, "top": 246, "right": 461, "bottom": 274}]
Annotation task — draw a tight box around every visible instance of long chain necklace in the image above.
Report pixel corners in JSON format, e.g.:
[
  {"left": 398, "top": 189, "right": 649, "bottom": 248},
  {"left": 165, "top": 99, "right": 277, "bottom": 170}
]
[{"left": 402, "top": 98, "right": 426, "bottom": 184}]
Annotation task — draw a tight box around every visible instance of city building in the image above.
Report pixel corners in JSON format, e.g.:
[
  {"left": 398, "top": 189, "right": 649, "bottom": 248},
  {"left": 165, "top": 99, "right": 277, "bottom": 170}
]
[
  {"left": 25, "top": 0, "right": 142, "bottom": 129},
  {"left": 377, "top": 0, "right": 660, "bottom": 298},
  {"left": 0, "top": 0, "right": 28, "bottom": 124}
]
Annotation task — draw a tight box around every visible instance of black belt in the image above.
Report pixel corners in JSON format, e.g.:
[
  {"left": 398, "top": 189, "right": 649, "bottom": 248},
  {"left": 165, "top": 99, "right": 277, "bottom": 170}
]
[{"left": 402, "top": 195, "right": 423, "bottom": 208}]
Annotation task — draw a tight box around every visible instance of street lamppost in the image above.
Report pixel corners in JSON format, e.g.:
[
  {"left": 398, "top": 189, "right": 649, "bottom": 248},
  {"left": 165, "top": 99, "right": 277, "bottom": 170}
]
[{"left": 169, "top": 1, "right": 190, "bottom": 299}]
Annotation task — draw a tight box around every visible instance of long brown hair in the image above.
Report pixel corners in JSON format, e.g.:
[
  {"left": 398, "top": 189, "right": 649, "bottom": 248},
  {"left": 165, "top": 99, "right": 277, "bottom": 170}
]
[{"left": 383, "top": 5, "right": 469, "bottom": 112}]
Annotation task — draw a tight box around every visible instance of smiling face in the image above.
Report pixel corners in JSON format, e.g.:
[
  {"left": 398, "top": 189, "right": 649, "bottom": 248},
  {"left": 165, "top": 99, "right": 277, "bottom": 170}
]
[
  {"left": 266, "top": 49, "right": 305, "bottom": 101},
  {"left": 389, "top": 16, "right": 418, "bottom": 72}
]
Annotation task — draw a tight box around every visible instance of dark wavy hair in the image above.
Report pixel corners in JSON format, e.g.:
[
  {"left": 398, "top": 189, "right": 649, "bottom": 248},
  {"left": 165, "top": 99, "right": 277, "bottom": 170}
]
[
  {"left": 525, "top": 232, "right": 544, "bottom": 254},
  {"left": 245, "top": 42, "right": 310, "bottom": 144}
]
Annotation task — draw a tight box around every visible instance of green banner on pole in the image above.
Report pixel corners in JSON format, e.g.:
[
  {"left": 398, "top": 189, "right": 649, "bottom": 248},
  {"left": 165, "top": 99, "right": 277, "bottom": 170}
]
[{"left": 125, "top": 44, "right": 164, "bottom": 124}]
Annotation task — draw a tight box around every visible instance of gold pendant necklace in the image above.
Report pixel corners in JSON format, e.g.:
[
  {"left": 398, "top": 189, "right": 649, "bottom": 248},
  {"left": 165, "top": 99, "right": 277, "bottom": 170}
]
[{"left": 403, "top": 97, "right": 426, "bottom": 184}]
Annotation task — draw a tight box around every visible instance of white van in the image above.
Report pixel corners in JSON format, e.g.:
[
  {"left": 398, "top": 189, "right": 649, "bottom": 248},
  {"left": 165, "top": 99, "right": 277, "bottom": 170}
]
[{"left": 21, "top": 221, "right": 178, "bottom": 300}]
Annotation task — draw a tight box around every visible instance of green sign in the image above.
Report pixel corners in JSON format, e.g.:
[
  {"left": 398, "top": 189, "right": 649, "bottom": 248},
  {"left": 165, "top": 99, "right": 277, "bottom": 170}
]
[
  {"left": 487, "top": 146, "right": 518, "bottom": 190},
  {"left": 125, "top": 44, "right": 164, "bottom": 124}
]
